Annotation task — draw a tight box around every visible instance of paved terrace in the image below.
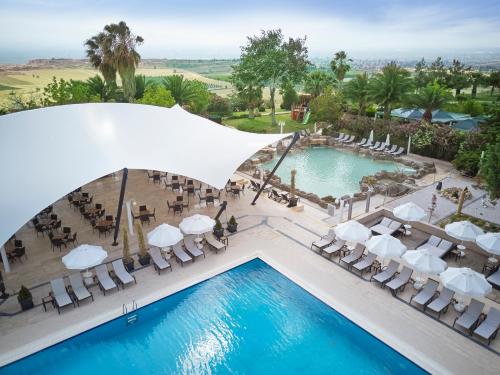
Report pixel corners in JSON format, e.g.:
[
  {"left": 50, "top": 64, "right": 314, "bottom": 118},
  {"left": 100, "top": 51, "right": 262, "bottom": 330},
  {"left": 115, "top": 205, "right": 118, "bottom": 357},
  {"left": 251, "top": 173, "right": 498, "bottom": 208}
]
[{"left": 0, "top": 170, "right": 499, "bottom": 374}]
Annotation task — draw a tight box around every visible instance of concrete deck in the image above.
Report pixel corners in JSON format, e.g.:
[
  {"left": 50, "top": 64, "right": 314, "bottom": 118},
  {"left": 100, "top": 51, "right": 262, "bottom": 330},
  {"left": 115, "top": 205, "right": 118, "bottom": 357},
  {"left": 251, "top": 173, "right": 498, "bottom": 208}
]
[{"left": 1, "top": 170, "right": 499, "bottom": 373}]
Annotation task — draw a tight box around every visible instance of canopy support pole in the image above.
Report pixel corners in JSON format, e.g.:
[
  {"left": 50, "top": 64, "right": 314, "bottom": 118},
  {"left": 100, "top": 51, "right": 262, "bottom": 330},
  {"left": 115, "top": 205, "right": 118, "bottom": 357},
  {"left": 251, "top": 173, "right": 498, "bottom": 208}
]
[
  {"left": 251, "top": 132, "right": 300, "bottom": 205},
  {"left": 112, "top": 168, "right": 128, "bottom": 246},
  {"left": 0, "top": 246, "right": 10, "bottom": 273},
  {"left": 214, "top": 201, "right": 228, "bottom": 222}
]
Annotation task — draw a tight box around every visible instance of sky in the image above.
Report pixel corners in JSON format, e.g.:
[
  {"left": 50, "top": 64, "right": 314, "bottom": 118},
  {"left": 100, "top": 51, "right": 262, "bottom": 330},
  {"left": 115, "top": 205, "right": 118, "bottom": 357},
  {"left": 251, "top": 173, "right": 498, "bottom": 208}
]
[{"left": 0, "top": 0, "right": 499, "bottom": 62}]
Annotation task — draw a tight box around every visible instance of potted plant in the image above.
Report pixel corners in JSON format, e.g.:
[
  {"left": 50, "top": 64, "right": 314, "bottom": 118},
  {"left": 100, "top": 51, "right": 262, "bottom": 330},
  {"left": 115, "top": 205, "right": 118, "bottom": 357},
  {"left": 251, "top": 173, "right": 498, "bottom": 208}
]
[
  {"left": 17, "top": 285, "right": 34, "bottom": 311},
  {"left": 213, "top": 219, "right": 224, "bottom": 239},
  {"left": 122, "top": 228, "right": 134, "bottom": 272},
  {"left": 227, "top": 216, "right": 238, "bottom": 233},
  {"left": 288, "top": 169, "right": 299, "bottom": 207},
  {"left": 135, "top": 222, "right": 151, "bottom": 266}
]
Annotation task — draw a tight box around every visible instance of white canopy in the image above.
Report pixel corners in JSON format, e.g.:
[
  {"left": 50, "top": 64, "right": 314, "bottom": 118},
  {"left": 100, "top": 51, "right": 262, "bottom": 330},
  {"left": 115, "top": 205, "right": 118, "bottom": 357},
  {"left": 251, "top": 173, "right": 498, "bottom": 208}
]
[
  {"left": 365, "top": 233, "right": 407, "bottom": 259},
  {"left": 402, "top": 249, "right": 447, "bottom": 275},
  {"left": 440, "top": 267, "right": 492, "bottom": 297},
  {"left": 392, "top": 202, "right": 426, "bottom": 222},
  {"left": 0, "top": 103, "right": 289, "bottom": 246},
  {"left": 476, "top": 233, "right": 500, "bottom": 256},
  {"left": 147, "top": 223, "right": 183, "bottom": 248},
  {"left": 62, "top": 244, "right": 107, "bottom": 270},
  {"left": 334, "top": 220, "right": 371, "bottom": 243},
  {"left": 179, "top": 214, "right": 215, "bottom": 235},
  {"left": 445, "top": 221, "right": 484, "bottom": 242}
]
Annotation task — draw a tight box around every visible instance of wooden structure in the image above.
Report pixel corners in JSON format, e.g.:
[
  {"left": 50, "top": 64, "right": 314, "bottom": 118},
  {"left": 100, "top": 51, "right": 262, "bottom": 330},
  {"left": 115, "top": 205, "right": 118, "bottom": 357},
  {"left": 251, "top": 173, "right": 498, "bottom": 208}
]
[{"left": 291, "top": 94, "right": 311, "bottom": 121}]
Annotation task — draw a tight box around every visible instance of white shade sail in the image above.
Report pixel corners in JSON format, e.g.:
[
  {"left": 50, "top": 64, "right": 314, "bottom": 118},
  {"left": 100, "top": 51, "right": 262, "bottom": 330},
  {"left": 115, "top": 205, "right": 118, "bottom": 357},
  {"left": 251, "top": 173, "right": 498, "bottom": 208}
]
[
  {"left": 392, "top": 202, "right": 426, "bottom": 222},
  {"left": 179, "top": 214, "right": 215, "bottom": 235},
  {"left": 147, "top": 223, "right": 183, "bottom": 248},
  {"left": 365, "top": 233, "right": 407, "bottom": 259},
  {"left": 334, "top": 220, "right": 371, "bottom": 243},
  {"left": 476, "top": 233, "right": 500, "bottom": 256},
  {"left": 440, "top": 267, "right": 492, "bottom": 297},
  {"left": 402, "top": 249, "right": 447, "bottom": 274},
  {"left": 445, "top": 221, "right": 484, "bottom": 242},
  {"left": 62, "top": 244, "right": 107, "bottom": 270},
  {"left": 0, "top": 103, "right": 289, "bottom": 246}
]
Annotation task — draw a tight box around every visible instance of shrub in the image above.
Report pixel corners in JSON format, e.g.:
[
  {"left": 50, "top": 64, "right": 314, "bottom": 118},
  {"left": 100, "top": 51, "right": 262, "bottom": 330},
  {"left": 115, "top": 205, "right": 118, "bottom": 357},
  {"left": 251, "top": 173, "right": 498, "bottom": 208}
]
[
  {"left": 135, "top": 222, "right": 148, "bottom": 257},
  {"left": 310, "top": 87, "right": 343, "bottom": 124},
  {"left": 122, "top": 228, "right": 133, "bottom": 263},
  {"left": 452, "top": 150, "right": 481, "bottom": 176},
  {"left": 137, "top": 84, "right": 175, "bottom": 107},
  {"left": 207, "top": 94, "right": 232, "bottom": 116},
  {"left": 17, "top": 285, "right": 32, "bottom": 301},
  {"left": 280, "top": 83, "right": 298, "bottom": 110},
  {"left": 482, "top": 140, "right": 500, "bottom": 199}
]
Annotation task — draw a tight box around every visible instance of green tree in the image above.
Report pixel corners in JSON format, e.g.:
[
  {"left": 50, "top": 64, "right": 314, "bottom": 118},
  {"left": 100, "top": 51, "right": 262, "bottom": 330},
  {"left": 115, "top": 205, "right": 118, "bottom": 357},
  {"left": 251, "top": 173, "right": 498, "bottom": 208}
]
[
  {"left": 469, "top": 71, "right": 484, "bottom": 98},
  {"left": 239, "top": 29, "right": 309, "bottom": 125},
  {"left": 310, "top": 86, "right": 343, "bottom": 124},
  {"left": 368, "top": 62, "right": 413, "bottom": 119},
  {"left": 330, "top": 50, "right": 351, "bottom": 87},
  {"left": 134, "top": 74, "right": 147, "bottom": 100},
  {"left": 84, "top": 32, "right": 116, "bottom": 84},
  {"left": 304, "top": 70, "right": 335, "bottom": 98},
  {"left": 207, "top": 94, "right": 232, "bottom": 116},
  {"left": 407, "top": 82, "right": 453, "bottom": 122},
  {"left": 279, "top": 82, "right": 298, "bottom": 110},
  {"left": 230, "top": 60, "right": 263, "bottom": 118},
  {"left": 488, "top": 70, "right": 500, "bottom": 96},
  {"left": 414, "top": 58, "right": 430, "bottom": 89},
  {"left": 42, "top": 77, "right": 92, "bottom": 106},
  {"left": 185, "top": 80, "right": 210, "bottom": 114},
  {"left": 344, "top": 72, "right": 369, "bottom": 115},
  {"left": 428, "top": 57, "right": 447, "bottom": 85},
  {"left": 137, "top": 84, "right": 175, "bottom": 107},
  {"left": 162, "top": 75, "right": 199, "bottom": 105},
  {"left": 482, "top": 139, "right": 500, "bottom": 199},
  {"left": 447, "top": 59, "right": 471, "bottom": 96},
  {"left": 86, "top": 75, "right": 117, "bottom": 102}
]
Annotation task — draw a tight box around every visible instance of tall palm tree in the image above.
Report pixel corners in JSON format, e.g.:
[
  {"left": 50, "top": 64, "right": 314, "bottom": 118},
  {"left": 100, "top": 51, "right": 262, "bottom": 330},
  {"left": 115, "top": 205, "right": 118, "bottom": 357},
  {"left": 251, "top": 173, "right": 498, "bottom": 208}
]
[
  {"left": 162, "top": 75, "right": 198, "bottom": 105},
  {"left": 344, "top": 72, "right": 369, "bottom": 115},
  {"left": 84, "top": 32, "right": 116, "bottom": 84},
  {"left": 304, "top": 70, "right": 335, "bottom": 98},
  {"left": 368, "top": 62, "right": 413, "bottom": 119},
  {"left": 407, "top": 82, "right": 452, "bottom": 122},
  {"left": 330, "top": 50, "right": 352, "bottom": 87},
  {"left": 103, "top": 21, "right": 143, "bottom": 102}
]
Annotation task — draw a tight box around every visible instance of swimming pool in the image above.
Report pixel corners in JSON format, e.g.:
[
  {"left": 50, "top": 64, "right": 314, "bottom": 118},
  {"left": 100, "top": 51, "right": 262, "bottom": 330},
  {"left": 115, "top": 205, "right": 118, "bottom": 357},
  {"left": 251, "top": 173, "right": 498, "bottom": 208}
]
[
  {"left": 1, "top": 259, "right": 426, "bottom": 374},
  {"left": 261, "top": 147, "right": 414, "bottom": 198}
]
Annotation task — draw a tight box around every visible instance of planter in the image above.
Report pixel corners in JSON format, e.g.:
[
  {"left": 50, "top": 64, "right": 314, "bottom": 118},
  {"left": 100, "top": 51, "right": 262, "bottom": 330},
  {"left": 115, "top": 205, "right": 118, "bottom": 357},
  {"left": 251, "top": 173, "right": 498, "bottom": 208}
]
[
  {"left": 18, "top": 298, "right": 34, "bottom": 311},
  {"left": 227, "top": 223, "right": 238, "bottom": 233},
  {"left": 213, "top": 228, "right": 225, "bottom": 239},
  {"left": 287, "top": 197, "right": 299, "bottom": 208},
  {"left": 124, "top": 258, "right": 135, "bottom": 272},
  {"left": 138, "top": 254, "right": 151, "bottom": 266}
]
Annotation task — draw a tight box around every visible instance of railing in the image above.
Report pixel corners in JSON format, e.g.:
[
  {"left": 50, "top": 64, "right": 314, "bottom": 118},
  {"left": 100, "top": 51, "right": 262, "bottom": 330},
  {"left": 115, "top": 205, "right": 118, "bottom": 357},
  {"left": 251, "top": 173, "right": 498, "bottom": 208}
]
[{"left": 123, "top": 300, "right": 139, "bottom": 325}]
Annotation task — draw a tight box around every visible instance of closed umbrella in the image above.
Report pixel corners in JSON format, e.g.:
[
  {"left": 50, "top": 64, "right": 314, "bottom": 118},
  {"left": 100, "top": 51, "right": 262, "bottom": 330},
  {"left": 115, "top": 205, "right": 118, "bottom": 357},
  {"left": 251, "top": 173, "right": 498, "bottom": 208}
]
[
  {"left": 62, "top": 244, "right": 107, "bottom": 278},
  {"left": 147, "top": 223, "right": 183, "bottom": 249},
  {"left": 334, "top": 220, "right": 371, "bottom": 244},
  {"left": 393, "top": 202, "right": 426, "bottom": 234},
  {"left": 365, "top": 234, "right": 407, "bottom": 260},
  {"left": 440, "top": 267, "right": 492, "bottom": 311},
  {"left": 402, "top": 249, "right": 447, "bottom": 289},
  {"left": 385, "top": 134, "right": 390, "bottom": 146},
  {"left": 179, "top": 214, "right": 215, "bottom": 235},
  {"left": 368, "top": 130, "right": 374, "bottom": 143}
]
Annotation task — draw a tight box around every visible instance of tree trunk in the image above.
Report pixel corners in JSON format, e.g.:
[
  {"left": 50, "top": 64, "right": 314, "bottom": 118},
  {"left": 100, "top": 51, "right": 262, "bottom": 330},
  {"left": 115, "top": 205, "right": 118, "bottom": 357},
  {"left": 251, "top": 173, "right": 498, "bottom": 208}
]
[
  {"left": 423, "top": 109, "right": 432, "bottom": 123},
  {"left": 471, "top": 83, "right": 478, "bottom": 98},
  {"left": 248, "top": 105, "right": 255, "bottom": 119},
  {"left": 270, "top": 87, "right": 277, "bottom": 126},
  {"left": 383, "top": 104, "right": 390, "bottom": 120},
  {"left": 491, "top": 86, "right": 495, "bottom": 96},
  {"left": 120, "top": 67, "right": 136, "bottom": 103},
  {"left": 455, "top": 88, "right": 461, "bottom": 96},
  {"left": 359, "top": 100, "right": 366, "bottom": 116}
]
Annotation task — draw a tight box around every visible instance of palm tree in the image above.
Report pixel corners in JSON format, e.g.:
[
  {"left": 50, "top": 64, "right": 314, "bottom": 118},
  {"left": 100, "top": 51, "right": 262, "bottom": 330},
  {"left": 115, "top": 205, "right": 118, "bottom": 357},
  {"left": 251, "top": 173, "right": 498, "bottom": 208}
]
[
  {"left": 304, "top": 70, "right": 335, "bottom": 98},
  {"left": 84, "top": 32, "right": 116, "bottom": 84},
  {"left": 134, "top": 74, "right": 147, "bottom": 100},
  {"left": 407, "top": 82, "right": 453, "bottom": 122},
  {"left": 330, "top": 50, "right": 352, "bottom": 87},
  {"left": 86, "top": 75, "right": 117, "bottom": 102},
  {"left": 162, "top": 75, "right": 199, "bottom": 105},
  {"left": 368, "top": 62, "right": 413, "bottom": 119},
  {"left": 103, "top": 21, "right": 143, "bottom": 102},
  {"left": 344, "top": 72, "right": 369, "bottom": 115}
]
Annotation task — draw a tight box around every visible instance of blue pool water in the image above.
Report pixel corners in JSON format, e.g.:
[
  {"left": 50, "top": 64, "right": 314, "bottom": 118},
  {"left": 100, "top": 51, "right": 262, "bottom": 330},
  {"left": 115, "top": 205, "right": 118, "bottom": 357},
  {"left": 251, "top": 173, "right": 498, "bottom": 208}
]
[
  {"left": 261, "top": 147, "right": 414, "bottom": 198},
  {"left": 1, "top": 259, "right": 426, "bottom": 374}
]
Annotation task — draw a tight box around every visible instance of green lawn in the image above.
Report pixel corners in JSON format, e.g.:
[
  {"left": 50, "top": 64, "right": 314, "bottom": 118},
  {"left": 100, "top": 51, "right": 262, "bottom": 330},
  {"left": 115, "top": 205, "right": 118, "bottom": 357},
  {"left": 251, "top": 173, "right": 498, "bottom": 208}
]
[{"left": 223, "top": 113, "right": 313, "bottom": 133}]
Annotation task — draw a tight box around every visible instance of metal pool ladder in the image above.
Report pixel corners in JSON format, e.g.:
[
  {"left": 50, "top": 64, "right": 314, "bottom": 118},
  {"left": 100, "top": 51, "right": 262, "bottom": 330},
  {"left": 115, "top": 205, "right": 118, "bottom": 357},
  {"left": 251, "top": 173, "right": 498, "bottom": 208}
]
[{"left": 123, "top": 300, "right": 139, "bottom": 326}]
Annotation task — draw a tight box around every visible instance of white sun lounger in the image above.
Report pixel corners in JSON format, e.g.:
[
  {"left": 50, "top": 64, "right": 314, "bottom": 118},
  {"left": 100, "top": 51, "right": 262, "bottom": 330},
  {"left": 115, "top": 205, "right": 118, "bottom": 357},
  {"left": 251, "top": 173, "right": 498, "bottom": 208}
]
[
  {"left": 410, "top": 279, "right": 439, "bottom": 308},
  {"left": 371, "top": 260, "right": 400, "bottom": 285},
  {"left": 352, "top": 252, "right": 377, "bottom": 274},
  {"left": 361, "top": 140, "right": 373, "bottom": 148},
  {"left": 50, "top": 278, "right": 75, "bottom": 314},
  {"left": 112, "top": 259, "right": 136, "bottom": 288},
  {"left": 184, "top": 236, "right": 205, "bottom": 260},
  {"left": 357, "top": 138, "right": 367, "bottom": 146},
  {"left": 473, "top": 307, "right": 500, "bottom": 345},
  {"left": 173, "top": 242, "right": 193, "bottom": 266},
  {"left": 335, "top": 133, "right": 345, "bottom": 141},
  {"left": 343, "top": 135, "right": 355, "bottom": 143},
  {"left": 312, "top": 229, "right": 336, "bottom": 251},
  {"left": 373, "top": 142, "right": 386, "bottom": 151},
  {"left": 453, "top": 299, "right": 485, "bottom": 335},
  {"left": 425, "top": 287, "right": 454, "bottom": 318},
  {"left": 487, "top": 269, "right": 500, "bottom": 288},
  {"left": 95, "top": 264, "right": 118, "bottom": 295},
  {"left": 369, "top": 141, "right": 381, "bottom": 150},
  {"left": 148, "top": 247, "right": 172, "bottom": 274},
  {"left": 205, "top": 232, "right": 227, "bottom": 253},
  {"left": 68, "top": 273, "right": 93, "bottom": 305},
  {"left": 391, "top": 147, "right": 405, "bottom": 156},
  {"left": 340, "top": 244, "right": 365, "bottom": 269},
  {"left": 386, "top": 266, "right": 413, "bottom": 295},
  {"left": 384, "top": 144, "right": 398, "bottom": 154},
  {"left": 321, "top": 239, "right": 345, "bottom": 258}
]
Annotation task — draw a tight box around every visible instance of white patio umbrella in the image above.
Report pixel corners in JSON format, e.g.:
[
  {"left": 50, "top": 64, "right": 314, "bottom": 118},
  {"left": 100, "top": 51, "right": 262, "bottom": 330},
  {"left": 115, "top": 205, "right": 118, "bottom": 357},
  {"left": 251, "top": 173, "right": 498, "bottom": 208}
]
[
  {"left": 334, "top": 220, "right": 371, "bottom": 244},
  {"left": 179, "top": 214, "right": 215, "bottom": 235},
  {"left": 368, "top": 129, "right": 374, "bottom": 143},
  {"left": 402, "top": 248, "right": 447, "bottom": 289},
  {"left": 393, "top": 202, "right": 426, "bottom": 222},
  {"left": 445, "top": 221, "right": 484, "bottom": 242},
  {"left": 476, "top": 232, "right": 500, "bottom": 256},
  {"left": 147, "top": 223, "right": 183, "bottom": 248},
  {"left": 385, "top": 133, "right": 390, "bottom": 146},
  {"left": 440, "top": 267, "right": 492, "bottom": 311},
  {"left": 365, "top": 234, "right": 407, "bottom": 260},
  {"left": 62, "top": 244, "right": 107, "bottom": 278}
]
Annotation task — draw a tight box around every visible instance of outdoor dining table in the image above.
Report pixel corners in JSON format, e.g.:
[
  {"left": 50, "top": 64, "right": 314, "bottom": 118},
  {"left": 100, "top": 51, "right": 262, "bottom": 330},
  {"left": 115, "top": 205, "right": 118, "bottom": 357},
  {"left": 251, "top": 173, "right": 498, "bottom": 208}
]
[
  {"left": 97, "top": 219, "right": 113, "bottom": 228},
  {"left": 37, "top": 217, "right": 54, "bottom": 226},
  {"left": 135, "top": 209, "right": 150, "bottom": 218},
  {"left": 51, "top": 232, "right": 67, "bottom": 241}
]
